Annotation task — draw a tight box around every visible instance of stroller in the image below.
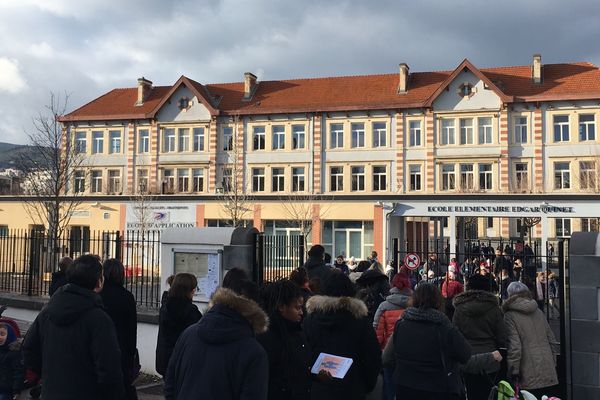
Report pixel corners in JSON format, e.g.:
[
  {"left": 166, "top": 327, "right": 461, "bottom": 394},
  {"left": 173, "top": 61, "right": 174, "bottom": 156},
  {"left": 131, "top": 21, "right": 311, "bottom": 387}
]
[
  {"left": 493, "top": 380, "right": 560, "bottom": 400},
  {"left": 0, "top": 306, "right": 41, "bottom": 399}
]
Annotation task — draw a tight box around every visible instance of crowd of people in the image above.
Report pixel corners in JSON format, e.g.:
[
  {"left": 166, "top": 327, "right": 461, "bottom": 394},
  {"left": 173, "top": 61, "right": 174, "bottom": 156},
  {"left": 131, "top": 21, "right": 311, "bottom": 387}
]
[{"left": 0, "top": 243, "right": 562, "bottom": 400}]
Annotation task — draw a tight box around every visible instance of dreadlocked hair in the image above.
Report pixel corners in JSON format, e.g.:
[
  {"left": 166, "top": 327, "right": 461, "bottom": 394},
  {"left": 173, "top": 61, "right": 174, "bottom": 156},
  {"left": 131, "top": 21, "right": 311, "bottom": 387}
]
[{"left": 259, "top": 279, "right": 303, "bottom": 317}]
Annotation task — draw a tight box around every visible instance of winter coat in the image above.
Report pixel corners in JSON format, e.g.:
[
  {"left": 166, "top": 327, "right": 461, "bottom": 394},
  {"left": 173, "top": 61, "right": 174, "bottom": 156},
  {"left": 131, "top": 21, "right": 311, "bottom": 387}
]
[
  {"left": 303, "top": 258, "right": 332, "bottom": 287},
  {"left": 452, "top": 290, "right": 506, "bottom": 368},
  {"left": 99, "top": 282, "right": 138, "bottom": 385},
  {"left": 156, "top": 296, "right": 202, "bottom": 376},
  {"left": 303, "top": 295, "right": 381, "bottom": 400},
  {"left": 257, "top": 314, "right": 311, "bottom": 400},
  {"left": 372, "top": 288, "right": 411, "bottom": 349},
  {"left": 333, "top": 262, "right": 349, "bottom": 275},
  {"left": 382, "top": 307, "right": 471, "bottom": 396},
  {"left": 48, "top": 271, "right": 68, "bottom": 296},
  {"left": 356, "top": 269, "right": 390, "bottom": 320},
  {"left": 503, "top": 294, "right": 559, "bottom": 390},
  {"left": 0, "top": 340, "right": 24, "bottom": 395},
  {"left": 494, "top": 256, "right": 513, "bottom": 279},
  {"left": 441, "top": 279, "right": 463, "bottom": 299},
  {"left": 164, "top": 288, "right": 269, "bottom": 400},
  {"left": 22, "top": 284, "right": 124, "bottom": 400}
]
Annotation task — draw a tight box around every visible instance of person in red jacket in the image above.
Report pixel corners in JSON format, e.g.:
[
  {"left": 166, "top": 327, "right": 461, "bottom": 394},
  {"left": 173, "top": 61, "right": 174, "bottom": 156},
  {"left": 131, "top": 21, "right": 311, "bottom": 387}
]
[
  {"left": 373, "top": 272, "right": 412, "bottom": 400},
  {"left": 442, "top": 270, "right": 464, "bottom": 320}
]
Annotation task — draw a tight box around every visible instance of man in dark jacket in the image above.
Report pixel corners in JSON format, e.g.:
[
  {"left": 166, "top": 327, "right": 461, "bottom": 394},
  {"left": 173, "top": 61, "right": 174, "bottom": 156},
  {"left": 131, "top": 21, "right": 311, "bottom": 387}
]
[
  {"left": 48, "top": 256, "right": 73, "bottom": 296},
  {"left": 23, "top": 255, "right": 124, "bottom": 400},
  {"left": 302, "top": 245, "right": 332, "bottom": 287},
  {"left": 164, "top": 287, "right": 269, "bottom": 400}
]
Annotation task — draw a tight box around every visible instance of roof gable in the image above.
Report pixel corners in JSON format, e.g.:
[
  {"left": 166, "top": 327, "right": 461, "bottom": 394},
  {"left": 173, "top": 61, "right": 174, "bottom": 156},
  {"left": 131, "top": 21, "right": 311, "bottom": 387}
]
[{"left": 150, "top": 76, "right": 219, "bottom": 117}]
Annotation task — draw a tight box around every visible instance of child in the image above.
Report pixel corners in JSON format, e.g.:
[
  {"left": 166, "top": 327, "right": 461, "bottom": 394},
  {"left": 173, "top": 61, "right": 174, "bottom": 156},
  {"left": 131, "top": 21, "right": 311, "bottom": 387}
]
[{"left": 0, "top": 323, "right": 24, "bottom": 400}]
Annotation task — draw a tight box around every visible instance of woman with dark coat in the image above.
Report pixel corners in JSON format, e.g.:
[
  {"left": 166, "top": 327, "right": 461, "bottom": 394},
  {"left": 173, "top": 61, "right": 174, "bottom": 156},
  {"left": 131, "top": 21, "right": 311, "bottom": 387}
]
[
  {"left": 257, "top": 279, "right": 311, "bottom": 400},
  {"left": 99, "top": 259, "right": 139, "bottom": 400},
  {"left": 452, "top": 273, "right": 506, "bottom": 400},
  {"left": 383, "top": 283, "right": 471, "bottom": 400},
  {"left": 155, "top": 273, "right": 202, "bottom": 376},
  {"left": 303, "top": 272, "right": 381, "bottom": 400}
]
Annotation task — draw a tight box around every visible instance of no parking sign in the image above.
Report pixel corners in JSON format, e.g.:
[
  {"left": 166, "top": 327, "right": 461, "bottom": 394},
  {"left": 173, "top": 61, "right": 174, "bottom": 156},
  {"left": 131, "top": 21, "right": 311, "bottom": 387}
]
[{"left": 403, "top": 253, "right": 421, "bottom": 270}]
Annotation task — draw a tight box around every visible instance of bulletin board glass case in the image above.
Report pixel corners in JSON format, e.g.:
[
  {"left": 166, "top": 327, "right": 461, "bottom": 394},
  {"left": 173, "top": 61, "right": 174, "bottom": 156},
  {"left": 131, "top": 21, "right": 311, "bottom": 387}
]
[{"left": 173, "top": 250, "right": 222, "bottom": 302}]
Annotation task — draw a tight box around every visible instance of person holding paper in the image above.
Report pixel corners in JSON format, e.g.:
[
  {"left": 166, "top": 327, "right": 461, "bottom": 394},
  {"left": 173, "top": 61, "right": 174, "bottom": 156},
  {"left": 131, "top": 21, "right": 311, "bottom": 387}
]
[{"left": 303, "top": 271, "right": 381, "bottom": 400}]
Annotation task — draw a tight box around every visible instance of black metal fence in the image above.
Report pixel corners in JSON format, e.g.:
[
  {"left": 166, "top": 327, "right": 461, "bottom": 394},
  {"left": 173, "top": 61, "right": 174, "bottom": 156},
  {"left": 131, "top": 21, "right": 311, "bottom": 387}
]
[
  {"left": 0, "top": 229, "right": 161, "bottom": 308},
  {"left": 256, "top": 234, "right": 304, "bottom": 284}
]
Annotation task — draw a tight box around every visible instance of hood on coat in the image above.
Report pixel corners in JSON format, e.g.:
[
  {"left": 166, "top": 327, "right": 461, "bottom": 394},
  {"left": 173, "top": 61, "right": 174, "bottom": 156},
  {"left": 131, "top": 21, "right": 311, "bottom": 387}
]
[
  {"left": 452, "top": 290, "right": 499, "bottom": 316},
  {"left": 46, "top": 283, "right": 103, "bottom": 326},
  {"left": 355, "top": 269, "right": 388, "bottom": 287},
  {"left": 385, "top": 290, "right": 411, "bottom": 308},
  {"left": 402, "top": 307, "right": 450, "bottom": 325},
  {"left": 199, "top": 287, "right": 268, "bottom": 345},
  {"left": 306, "top": 295, "right": 368, "bottom": 320},
  {"left": 502, "top": 293, "right": 538, "bottom": 314}
]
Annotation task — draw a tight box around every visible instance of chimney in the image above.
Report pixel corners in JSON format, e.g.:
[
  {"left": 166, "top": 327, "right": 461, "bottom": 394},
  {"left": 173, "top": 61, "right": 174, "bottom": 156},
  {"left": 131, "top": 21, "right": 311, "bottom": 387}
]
[
  {"left": 532, "top": 54, "right": 542, "bottom": 84},
  {"left": 398, "top": 63, "right": 409, "bottom": 94},
  {"left": 243, "top": 72, "right": 257, "bottom": 100},
  {"left": 136, "top": 77, "right": 153, "bottom": 106}
]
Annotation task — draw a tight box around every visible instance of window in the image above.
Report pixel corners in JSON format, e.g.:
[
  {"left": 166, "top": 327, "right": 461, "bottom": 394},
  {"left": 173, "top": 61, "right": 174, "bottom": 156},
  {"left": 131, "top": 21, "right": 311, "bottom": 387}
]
[
  {"left": 409, "top": 121, "right": 421, "bottom": 147},
  {"left": 292, "top": 167, "right": 305, "bottom": 192},
  {"left": 163, "top": 169, "right": 175, "bottom": 193},
  {"left": 554, "top": 162, "right": 570, "bottom": 189},
  {"left": 109, "top": 131, "right": 121, "bottom": 154},
  {"left": 515, "top": 163, "right": 529, "bottom": 190},
  {"left": 514, "top": 117, "right": 528, "bottom": 144},
  {"left": 441, "top": 119, "right": 455, "bottom": 145},
  {"left": 460, "top": 118, "right": 474, "bottom": 145},
  {"left": 351, "top": 166, "right": 365, "bottom": 191},
  {"left": 478, "top": 117, "right": 492, "bottom": 144},
  {"left": 460, "top": 164, "right": 474, "bottom": 190},
  {"left": 487, "top": 217, "right": 494, "bottom": 228},
  {"left": 178, "top": 128, "right": 189, "bottom": 152},
  {"left": 373, "top": 122, "right": 387, "bottom": 147},
  {"left": 579, "top": 161, "right": 596, "bottom": 190},
  {"left": 479, "top": 164, "right": 493, "bottom": 190},
  {"left": 192, "top": 169, "right": 204, "bottom": 192},
  {"left": 292, "top": 125, "right": 305, "bottom": 149},
  {"left": 272, "top": 168, "right": 285, "bottom": 192},
  {"left": 581, "top": 218, "right": 600, "bottom": 232},
  {"left": 91, "top": 170, "right": 103, "bottom": 193},
  {"left": 373, "top": 166, "right": 387, "bottom": 191},
  {"left": 137, "top": 169, "right": 148, "bottom": 193},
  {"left": 253, "top": 126, "right": 265, "bottom": 150},
  {"left": 138, "top": 129, "right": 150, "bottom": 153},
  {"left": 553, "top": 115, "right": 569, "bottom": 142},
  {"left": 92, "top": 131, "right": 104, "bottom": 154},
  {"left": 75, "top": 132, "right": 87, "bottom": 154},
  {"left": 252, "top": 168, "right": 265, "bottom": 192},
  {"left": 222, "top": 168, "right": 232, "bottom": 192},
  {"left": 321, "top": 220, "right": 374, "bottom": 261},
  {"left": 409, "top": 165, "right": 422, "bottom": 191},
  {"left": 74, "top": 171, "right": 85, "bottom": 193},
  {"left": 351, "top": 123, "right": 365, "bottom": 148},
  {"left": 178, "top": 97, "right": 190, "bottom": 109},
  {"left": 441, "top": 164, "right": 455, "bottom": 191},
  {"left": 272, "top": 125, "right": 285, "bottom": 150},
  {"left": 0, "top": 225, "right": 8, "bottom": 238},
  {"left": 108, "top": 170, "right": 121, "bottom": 193},
  {"left": 330, "top": 123, "right": 344, "bottom": 149},
  {"left": 556, "top": 218, "right": 571, "bottom": 237},
  {"left": 177, "top": 169, "right": 189, "bottom": 192},
  {"left": 330, "top": 166, "right": 343, "bottom": 191},
  {"left": 579, "top": 114, "right": 595, "bottom": 141},
  {"left": 193, "top": 128, "right": 205, "bottom": 152},
  {"left": 459, "top": 83, "right": 473, "bottom": 97},
  {"left": 163, "top": 128, "right": 176, "bottom": 152},
  {"left": 222, "top": 127, "right": 233, "bottom": 151}
]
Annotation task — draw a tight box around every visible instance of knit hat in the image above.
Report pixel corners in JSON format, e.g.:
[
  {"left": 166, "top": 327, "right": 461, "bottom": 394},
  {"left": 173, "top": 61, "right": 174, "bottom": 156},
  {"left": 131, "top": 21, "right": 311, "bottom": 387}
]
[
  {"left": 467, "top": 274, "right": 494, "bottom": 292},
  {"left": 507, "top": 281, "right": 529, "bottom": 298},
  {"left": 391, "top": 273, "right": 410, "bottom": 291}
]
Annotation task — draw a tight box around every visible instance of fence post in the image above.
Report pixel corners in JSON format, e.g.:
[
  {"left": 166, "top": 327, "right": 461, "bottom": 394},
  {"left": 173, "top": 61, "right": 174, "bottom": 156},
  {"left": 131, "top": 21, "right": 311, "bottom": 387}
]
[
  {"left": 115, "top": 231, "right": 122, "bottom": 261},
  {"left": 255, "top": 233, "right": 264, "bottom": 285},
  {"left": 299, "top": 235, "right": 305, "bottom": 267},
  {"left": 392, "top": 238, "right": 399, "bottom": 273}
]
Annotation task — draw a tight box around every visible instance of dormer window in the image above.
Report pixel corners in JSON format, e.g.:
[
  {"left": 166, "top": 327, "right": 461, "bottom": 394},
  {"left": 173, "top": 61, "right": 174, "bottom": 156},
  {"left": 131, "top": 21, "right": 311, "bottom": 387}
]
[
  {"left": 178, "top": 97, "right": 190, "bottom": 110},
  {"left": 457, "top": 83, "right": 474, "bottom": 98}
]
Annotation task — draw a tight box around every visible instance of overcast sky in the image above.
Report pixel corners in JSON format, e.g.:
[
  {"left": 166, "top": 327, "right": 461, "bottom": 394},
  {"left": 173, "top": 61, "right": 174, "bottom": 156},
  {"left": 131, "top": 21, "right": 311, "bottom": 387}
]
[{"left": 1, "top": 0, "right": 599, "bottom": 144}]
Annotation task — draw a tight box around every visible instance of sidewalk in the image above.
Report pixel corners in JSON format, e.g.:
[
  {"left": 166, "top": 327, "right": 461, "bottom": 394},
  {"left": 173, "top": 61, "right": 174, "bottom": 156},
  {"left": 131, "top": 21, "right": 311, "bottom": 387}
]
[{"left": 137, "top": 382, "right": 163, "bottom": 400}]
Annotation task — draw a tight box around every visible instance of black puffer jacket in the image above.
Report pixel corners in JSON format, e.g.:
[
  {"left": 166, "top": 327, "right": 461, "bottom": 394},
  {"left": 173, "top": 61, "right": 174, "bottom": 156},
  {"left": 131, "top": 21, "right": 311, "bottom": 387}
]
[
  {"left": 452, "top": 290, "right": 506, "bottom": 356},
  {"left": 164, "top": 288, "right": 269, "bottom": 400},
  {"left": 303, "top": 258, "right": 332, "bottom": 287},
  {"left": 257, "top": 314, "right": 311, "bottom": 400},
  {"left": 0, "top": 341, "right": 24, "bottom": 395},
  {"left": 156, "top": 296, "right": 202, "bottom": 376},
  {"left": 303, "top": 295, "right": 381, "bottom": 400},
  {"left": 22, "top": 284, "right": 124, "bottom": 400}
]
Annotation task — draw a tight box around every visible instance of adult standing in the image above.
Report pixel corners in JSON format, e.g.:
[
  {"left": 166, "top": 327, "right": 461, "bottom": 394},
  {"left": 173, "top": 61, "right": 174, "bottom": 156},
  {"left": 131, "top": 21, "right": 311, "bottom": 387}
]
[
  {"left": 48, "top": 256, "right": 73, "bottom": 296},
  {"left": 155, "top": 273, "right": 202, "bottom": 376},
  {"left": 302, "top": 245, "right": 332, "bottom": 288},
  {"left": 382, "top": 283, "right": 471, "bottom": 400},
  {"left": 441, "top": 270, "right": 463, "bottom": 320},
  {"left": 303, "top": 272, "right": 381, "bottom": 400},
  {"left": 452, "top": 274, "right": 506, "bottom": 400},
  {"left": 23, "top": 255, "right": 124, "bottom": 400},
  {"left": 503, "top": 282, "right": 559, "bottom": 398},
  {"left": 257, "top": 280, "right": 311, "bottom": 400},
  {"left": 164, "top": 286, "right": 269, "bottom": 400},
  {"left": 99, "top": 259, "right": 139, "bottom": 400}
]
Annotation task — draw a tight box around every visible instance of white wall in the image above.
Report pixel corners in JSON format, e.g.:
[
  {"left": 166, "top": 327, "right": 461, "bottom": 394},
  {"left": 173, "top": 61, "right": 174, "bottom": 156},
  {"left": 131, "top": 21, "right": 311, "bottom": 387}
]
[{"left": 433, "top": 70, "right": 502, "bottom": 111}]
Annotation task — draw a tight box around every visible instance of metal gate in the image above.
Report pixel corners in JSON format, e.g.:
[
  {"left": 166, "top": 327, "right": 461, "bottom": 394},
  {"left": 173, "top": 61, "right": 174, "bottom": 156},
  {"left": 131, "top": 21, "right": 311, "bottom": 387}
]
[{"left": 255, "top": 234, "right": 304, "bottom": 285}]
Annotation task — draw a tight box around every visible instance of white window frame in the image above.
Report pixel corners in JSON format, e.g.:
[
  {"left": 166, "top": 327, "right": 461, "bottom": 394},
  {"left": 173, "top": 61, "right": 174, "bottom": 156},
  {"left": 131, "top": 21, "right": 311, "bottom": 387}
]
[
  {"left": 330, "top": 123, "right": 344, "bottom": 149},
  {"left": 440, "top": 119, "right": 455, "bottom": 145},
  {"left": 292, "top": 125, "right": 305, "bottom": 149},
  {"left": 107, "top": 170, "right": 121, "bottom": 193},
  {"left": 351, "top": 123, "right": 365, "bottom": 148},
  {"left": 193, "top": 128, "right": 205, "bottom": 152},
  {"left": 579, "top": 160, "right": 596, "bottom": 190},
  {"left": 553, "top": 115, "right": 570, "bottom": 142},
  {"left": 372, "top": 122, "right": 387, "bottom": 147},
  {"left": 192, "top": 168, "right": 204, "bottom": 192},
  {"left": 441, "top": 164, "right": 455, "bottom": 191},
  {"left": 137, "top": 169, "right": 148, "bottom": 193},
  {"left": 479, "top": 163, "right": 493, "bottom": 191},
  {"left": 579, "top": 114, "right": 595, "bottom": 141},
  {"left": 75, "top": 132, "right": 87, "bottom": 154},
  {"left": 178, "top": 128, "right": 189, "bottom": 152},
  {"left": 292, "top": 167, "right": 305, "bottom": 192},
  {"left": 91, "top": 170, "right": 103, "bottom": 193},
  {"left": 554, "top": 162, "right": 570, "bottom": 189},
  {"left": 514, "top": 117, "right": 528, "bottom": 144},
  {"left": 138, "top": 129, "right": 150, "bottom": 153},
  {"left": 272, "top": 125, "right": 285, "bottom": 150},
  {"left": 330, "top": 166, "right": 344, "bottom": 191},
  {"left": 177, "top": 168, "right": 189, "bottom": 192},
  {"left": 460, "top": 118, "right": 474, "bottom": 145},
  {"left": 409, "top": 164, "right": 422, "bottom": 191},
  {"left": 514, "top": 162, "right": 529, "bottom": 191},
  {"left": 253, "top": 126, "right": 266, "bottom": 150},
  {"left": 271, "top": 167, "right": 285, "bottom": 192},
  {"left": 221, "top": 167, "right": 233, "bottom": 192},
  {"left": 556, "top": 218, "right": 571, "bottom": 237},
  {"left": 222, "top": 127, "right": 233, "bottom": 151},
  {"left": 92, "top": 131, "right": 104, "bottom": 154},
  {"left": 409, "top": 120, "right": 421, "bottom": 147},
  {"left": 109, "top": 131, "right": 121, "bottom": 154},
  {"left": 478, "top": 117, "right": 492, "bottom": 144},
  {"left": 163, "top": 169, "right": 175, "bottom": 193},
  {"left": 460, "top": 164, "right": 474, "bottom": 190},
  {"left": 351, "top": 166, "right": 365, "bottom": 191},
  {"left": 74, "top": 171, "right": 86, "bottom": 193},
  {"left": 163, "top": 129, "right": 176, "bottom": 152},
  {"left": 373, "top": 166, "right": 387, "bottom": 191},
  {"left": 252, "top": 168, "right": 265, "bottom": 192}
]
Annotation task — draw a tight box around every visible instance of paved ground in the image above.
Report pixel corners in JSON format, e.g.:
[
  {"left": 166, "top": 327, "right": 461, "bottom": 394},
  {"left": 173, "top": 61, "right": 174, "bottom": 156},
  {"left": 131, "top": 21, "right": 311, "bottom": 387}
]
[{"left": 137, "top": 382, "right": 164, "bottom": 400}]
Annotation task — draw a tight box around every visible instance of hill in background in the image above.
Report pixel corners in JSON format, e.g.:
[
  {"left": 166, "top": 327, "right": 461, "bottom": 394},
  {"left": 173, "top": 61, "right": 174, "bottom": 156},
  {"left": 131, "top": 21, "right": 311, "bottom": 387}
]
[{"left": 0, "top": 142, "right": 38, "bottom": 170}]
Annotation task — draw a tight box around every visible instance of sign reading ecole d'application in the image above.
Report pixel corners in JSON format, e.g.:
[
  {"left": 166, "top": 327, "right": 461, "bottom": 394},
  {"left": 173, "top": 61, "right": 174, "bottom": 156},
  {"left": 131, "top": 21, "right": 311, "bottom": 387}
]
[{"left": 404, "top": 253, "right": 421, "bottom": 270}]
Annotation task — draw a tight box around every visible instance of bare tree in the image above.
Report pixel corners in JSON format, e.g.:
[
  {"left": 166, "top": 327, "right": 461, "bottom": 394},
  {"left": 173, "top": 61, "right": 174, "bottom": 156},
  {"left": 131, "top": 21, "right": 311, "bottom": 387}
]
[
  {"left": 279, "top": 194, "right": 334, "bottom": 247},
  {"left": 18, "top": 93, "right": 86, "bottom": 254}
]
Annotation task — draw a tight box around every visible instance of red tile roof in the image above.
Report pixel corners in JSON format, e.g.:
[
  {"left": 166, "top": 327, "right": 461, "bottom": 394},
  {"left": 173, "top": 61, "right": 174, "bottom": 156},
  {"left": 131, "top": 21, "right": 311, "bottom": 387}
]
[{"left": 60, "top": 60, "right": 600, "bottom": 121}]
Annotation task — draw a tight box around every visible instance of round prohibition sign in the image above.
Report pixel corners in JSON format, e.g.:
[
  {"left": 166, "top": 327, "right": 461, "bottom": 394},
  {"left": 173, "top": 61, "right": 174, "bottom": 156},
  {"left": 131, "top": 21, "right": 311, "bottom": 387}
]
[{"left": 403, "top": 253, "right": 421, "bottom": 270}]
